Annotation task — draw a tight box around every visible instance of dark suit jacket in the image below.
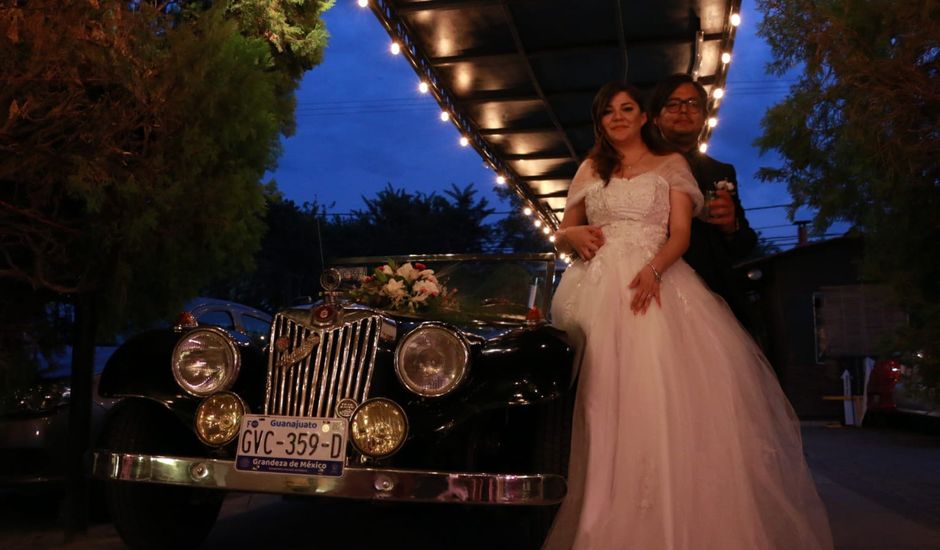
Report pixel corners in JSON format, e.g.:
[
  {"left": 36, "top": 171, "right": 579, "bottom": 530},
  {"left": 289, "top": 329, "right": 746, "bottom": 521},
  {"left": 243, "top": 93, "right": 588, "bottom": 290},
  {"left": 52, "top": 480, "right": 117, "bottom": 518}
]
[{"left": 683, "top": 152, "right": 758, "bottom": 329}]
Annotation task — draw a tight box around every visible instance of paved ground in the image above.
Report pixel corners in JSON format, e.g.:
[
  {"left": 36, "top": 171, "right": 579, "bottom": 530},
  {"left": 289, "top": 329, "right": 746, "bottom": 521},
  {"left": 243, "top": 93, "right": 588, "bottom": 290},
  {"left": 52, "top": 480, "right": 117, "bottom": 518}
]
[{"left": 2, "top": 421, "right": 939, "bottom": 549}]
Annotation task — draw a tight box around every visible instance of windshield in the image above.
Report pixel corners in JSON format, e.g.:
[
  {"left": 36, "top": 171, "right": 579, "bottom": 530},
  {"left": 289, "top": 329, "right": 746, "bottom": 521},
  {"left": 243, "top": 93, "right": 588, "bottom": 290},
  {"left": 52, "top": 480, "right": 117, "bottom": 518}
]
[{"left": 331, "top": 254, "right": 558, "bottom": 324}]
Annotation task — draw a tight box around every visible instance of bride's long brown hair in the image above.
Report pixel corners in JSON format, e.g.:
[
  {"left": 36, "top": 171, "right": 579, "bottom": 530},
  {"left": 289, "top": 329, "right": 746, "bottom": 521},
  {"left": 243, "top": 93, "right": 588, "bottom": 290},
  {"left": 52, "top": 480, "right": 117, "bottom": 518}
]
[{"left": 588, "top": 81, "right": 674, "bottom": 185}]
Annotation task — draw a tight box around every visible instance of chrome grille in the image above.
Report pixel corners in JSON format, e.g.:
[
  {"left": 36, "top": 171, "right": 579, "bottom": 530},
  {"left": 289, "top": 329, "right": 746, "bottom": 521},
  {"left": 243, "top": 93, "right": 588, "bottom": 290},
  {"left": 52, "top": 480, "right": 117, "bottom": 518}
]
[{"left": 265, "top": 311, "right": 382, "bottom": 417}]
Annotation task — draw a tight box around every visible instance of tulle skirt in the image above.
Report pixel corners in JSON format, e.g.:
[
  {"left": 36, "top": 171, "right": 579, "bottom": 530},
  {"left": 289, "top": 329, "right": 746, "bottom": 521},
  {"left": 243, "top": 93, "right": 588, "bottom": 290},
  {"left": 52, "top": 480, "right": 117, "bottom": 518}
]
[{"left": 544, "top": 240, "right": 833, "bottom": 550}]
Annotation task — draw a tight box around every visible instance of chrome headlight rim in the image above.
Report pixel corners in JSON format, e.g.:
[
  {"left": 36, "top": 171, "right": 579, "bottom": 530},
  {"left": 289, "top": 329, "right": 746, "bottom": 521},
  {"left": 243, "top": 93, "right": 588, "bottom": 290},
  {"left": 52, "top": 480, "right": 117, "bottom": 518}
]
[
  {"left": 393, "top": 322, "right": 470, "bottom": 398},
  {"left": 349, "top": 397, "right": 409, "bottom": 459},
  {"left": 194, "top": 391, "right": 248, "bottom": 447},
  {"left": 171, "top": 327, "right": 241, "bottom": 397}
]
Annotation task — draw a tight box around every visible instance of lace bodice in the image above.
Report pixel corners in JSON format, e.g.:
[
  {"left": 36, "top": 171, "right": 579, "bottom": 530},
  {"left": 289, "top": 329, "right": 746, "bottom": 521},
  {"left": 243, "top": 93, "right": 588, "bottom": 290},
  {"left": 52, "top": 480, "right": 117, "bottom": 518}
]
[{"left": 564, "top": 154, "right": 703, "bottom": 252}]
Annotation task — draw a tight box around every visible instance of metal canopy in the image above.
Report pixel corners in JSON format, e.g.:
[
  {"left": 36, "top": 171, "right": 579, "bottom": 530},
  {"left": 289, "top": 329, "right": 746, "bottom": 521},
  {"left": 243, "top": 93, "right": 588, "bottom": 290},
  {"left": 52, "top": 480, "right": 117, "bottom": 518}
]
[{"left": 370, "top": 0, "right": 742, "bottom": 229}]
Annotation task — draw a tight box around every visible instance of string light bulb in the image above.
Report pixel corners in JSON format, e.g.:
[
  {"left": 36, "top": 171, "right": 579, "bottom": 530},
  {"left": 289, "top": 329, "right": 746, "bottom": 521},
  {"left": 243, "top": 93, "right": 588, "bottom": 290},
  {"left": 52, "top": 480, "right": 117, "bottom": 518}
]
[
  {"left": 730, "top": 13, "right": 741, "bottom": 27},
  {"left": 357, "top": 0, "right": 368, "bottom": 7},
  {"left": 721, "top": 52, "right": 732, "bottom": 64},
  {"left": 698, "top": 142, "right": 709, "bottom": 153},
  {"left": 523, "top": 207, "right": 532, "bottom": 216},
  {"left": 712, "top": 88, "right": 725, "bottom": 99},
  {"left": 440, "top": 111, "right": 450, "bottom": 122},
  {"left": 549, "top": 235, "right": 556, "bottom": 243},
  {"left": 496, "top": 175, "right": 506, "bottom": 185},
  {"left": 390, "top": 42, "right": 401, "bottom": 55},
  {"left": 707, "top": 117, "right": 718, "bottom": 128},
  {"left": 534, "top": 219, "right": 542, "bottom": 228},
  {"left": 542, "top": 226, "right": 551, "bottom": 235},
  {"left": 418, "top": 81, "right": 429, "bottom": 94},
  {"left": 459, "top": 136, "right": 469, "bottom": 147}
]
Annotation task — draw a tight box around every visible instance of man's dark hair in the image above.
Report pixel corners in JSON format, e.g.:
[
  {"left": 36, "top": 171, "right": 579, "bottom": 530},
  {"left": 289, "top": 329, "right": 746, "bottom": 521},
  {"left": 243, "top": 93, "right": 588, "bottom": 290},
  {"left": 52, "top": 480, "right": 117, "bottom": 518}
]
[{"left": 647, "top": 73, "right": 709, "bottom": 117}]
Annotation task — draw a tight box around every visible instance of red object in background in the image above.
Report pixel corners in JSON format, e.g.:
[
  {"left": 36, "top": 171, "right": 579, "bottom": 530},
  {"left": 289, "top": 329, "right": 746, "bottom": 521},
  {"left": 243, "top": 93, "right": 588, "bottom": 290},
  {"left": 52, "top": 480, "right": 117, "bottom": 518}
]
[
  {"left": 867, "top": 358, "right": 904, "bottom": 412},
  {"left": 526, "top": 307, "right": 542, "bottom": 323},
  {"left": 174, "top": 311, "right": 198, "bottom": 330}
]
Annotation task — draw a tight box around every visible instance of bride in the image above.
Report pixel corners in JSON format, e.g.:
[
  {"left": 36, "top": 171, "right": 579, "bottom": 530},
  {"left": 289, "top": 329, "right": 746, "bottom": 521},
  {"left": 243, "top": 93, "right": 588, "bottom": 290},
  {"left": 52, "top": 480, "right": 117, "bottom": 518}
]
[{"left": 543, "top": 81, "right": 833, "bottom": 549}]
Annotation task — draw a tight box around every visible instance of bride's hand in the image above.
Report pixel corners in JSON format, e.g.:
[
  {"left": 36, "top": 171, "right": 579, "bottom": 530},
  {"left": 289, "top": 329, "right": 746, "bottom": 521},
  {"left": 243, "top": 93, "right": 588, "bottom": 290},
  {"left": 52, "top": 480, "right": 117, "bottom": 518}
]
[
  {"left": 561, "top": 225, "right": 605, "bottom": 260},
  {"left": 628, "top": 265, "right": 661, "bottom": 315}
]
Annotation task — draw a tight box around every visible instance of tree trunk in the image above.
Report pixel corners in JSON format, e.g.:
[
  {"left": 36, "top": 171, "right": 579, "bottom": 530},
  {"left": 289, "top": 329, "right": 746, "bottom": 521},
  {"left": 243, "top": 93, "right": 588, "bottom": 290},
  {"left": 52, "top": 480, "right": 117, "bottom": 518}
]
[{"left": 64, "top": 292, "right": 97, "bottom": 539}]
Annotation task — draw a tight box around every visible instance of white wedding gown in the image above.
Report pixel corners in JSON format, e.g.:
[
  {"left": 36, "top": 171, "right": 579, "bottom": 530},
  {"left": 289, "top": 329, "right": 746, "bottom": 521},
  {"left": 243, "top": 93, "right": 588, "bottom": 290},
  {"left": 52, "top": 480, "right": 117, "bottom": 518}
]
[{"left": 544, "top": 155, "right": 833, "bottom": 550}]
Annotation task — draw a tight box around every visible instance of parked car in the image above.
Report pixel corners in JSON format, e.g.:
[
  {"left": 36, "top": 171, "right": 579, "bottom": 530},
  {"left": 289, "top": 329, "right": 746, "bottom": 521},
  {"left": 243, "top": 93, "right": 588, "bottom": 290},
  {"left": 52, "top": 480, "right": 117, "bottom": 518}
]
[
  {"left": 91, "top": 254, "right": 576, "bottom": 548},
  {"left": 867, "top": 351, "right": 939, "bottom": 420},
  {"left": 0, "top": 298, "right": 271, "bottom": 490}
]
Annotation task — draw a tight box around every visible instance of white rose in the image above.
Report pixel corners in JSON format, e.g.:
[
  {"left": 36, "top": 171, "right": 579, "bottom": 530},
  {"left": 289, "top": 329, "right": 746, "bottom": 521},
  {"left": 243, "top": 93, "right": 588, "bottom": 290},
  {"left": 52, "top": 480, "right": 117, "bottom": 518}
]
[
  {"left": 418, "top": 270, "right": 438, "bottom": 284},
  {"left": 396, "top": 263, "right": 419, "bottom": 281},
  {"left": 413, "top": 279, "right": 440, "bottom": 296},
  {"left": 411, "top": 292, "right": 430, "bottom": 304},
  {"left": 383, "top": 278, "right": 407, "bottom": 300}
]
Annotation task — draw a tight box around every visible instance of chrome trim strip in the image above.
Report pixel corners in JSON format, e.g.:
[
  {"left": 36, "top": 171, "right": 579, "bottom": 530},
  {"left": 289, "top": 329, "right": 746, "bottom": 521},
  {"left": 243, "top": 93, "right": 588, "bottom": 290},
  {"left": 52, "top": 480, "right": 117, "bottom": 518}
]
[
  {"left": 92, "top": 452, "right": 565, "bottom": 505},
  {"left": 361, "top": 318, "right": 380, "bottom": 401}
]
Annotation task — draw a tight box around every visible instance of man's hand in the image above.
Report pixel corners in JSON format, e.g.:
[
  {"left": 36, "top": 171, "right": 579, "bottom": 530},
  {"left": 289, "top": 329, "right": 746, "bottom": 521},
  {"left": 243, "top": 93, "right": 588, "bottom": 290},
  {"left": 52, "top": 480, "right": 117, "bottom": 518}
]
[
  {"left": 562, "top": 225, "right": 605, "bottom": 260},
  {"left": 704, "top": 190, "right": 737, "bottom": 234}
]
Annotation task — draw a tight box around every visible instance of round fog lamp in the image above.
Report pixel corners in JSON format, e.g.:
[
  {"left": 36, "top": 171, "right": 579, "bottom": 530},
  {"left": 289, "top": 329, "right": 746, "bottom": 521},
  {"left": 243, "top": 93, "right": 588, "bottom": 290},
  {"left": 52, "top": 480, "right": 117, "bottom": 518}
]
[
  {"left": 195, "top": 392, "right": 247, "bottom": 446},
  {"left": 350, "top": 398, "right": 408, "bottom": 458}
]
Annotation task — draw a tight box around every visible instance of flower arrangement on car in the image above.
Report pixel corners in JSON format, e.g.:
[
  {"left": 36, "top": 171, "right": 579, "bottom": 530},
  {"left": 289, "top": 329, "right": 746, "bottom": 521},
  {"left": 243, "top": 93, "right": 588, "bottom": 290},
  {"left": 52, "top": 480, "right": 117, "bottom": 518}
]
[{"left": 348, "top": 260, "right": 458, "bottom": 313}]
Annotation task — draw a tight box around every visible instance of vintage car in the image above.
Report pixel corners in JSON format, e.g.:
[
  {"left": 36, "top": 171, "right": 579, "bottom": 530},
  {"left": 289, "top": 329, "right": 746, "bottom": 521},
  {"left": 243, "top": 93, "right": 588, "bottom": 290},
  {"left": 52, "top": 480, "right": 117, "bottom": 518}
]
[
  {"left": 0, "top": 298, "right": 271, "bottom": 494},
  {"left": 92, "top": 254, "right": 576, "bottom": 548}
]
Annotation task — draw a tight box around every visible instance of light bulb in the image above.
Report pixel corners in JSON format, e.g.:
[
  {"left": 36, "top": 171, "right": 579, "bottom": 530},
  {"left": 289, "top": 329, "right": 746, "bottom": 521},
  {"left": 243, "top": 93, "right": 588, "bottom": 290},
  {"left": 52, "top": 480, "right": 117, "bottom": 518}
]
[
  {"left": 523, "top": 207, "right": 532, "bottom": 216},
  {"left": 418, "top": 81, "right": 429, "bottom": 94},
  {"left": 496, "top": 175, "right": 506, "bottom": 185},
  {"left": 730, "top": 13, "right": 741, "bottom": 27},
  {"left": 698, "top": 143, "right": 709, "bottom": 153},
  {"left": 357, "top": 0, "right": 368, "bottom": 7},
  {"left": 534, "top": 220, "right": 542, "bottom": 228},
  {"left": 542, "top": 226, "right": 550, "bottom": 235},
  {"left": 549, "top": 235, "right": 556, "bottom": 243},
  {"left": 440, "top": 111, "right": 450, "bottom": 122},
  {"left": 721, "top": 52, "right": 732, "bottom": 64},
  {"left": 707, "top": 117, "right": 718, "bottom": 128},
  {"left": 713, "top": 88, "right": 724, "bottom": 99},
  {"left": 459, "top": 136, "right": 469, "bottom": 147},
  {"left": 390, "top": 42, "right": 401, "bottom": 55}
]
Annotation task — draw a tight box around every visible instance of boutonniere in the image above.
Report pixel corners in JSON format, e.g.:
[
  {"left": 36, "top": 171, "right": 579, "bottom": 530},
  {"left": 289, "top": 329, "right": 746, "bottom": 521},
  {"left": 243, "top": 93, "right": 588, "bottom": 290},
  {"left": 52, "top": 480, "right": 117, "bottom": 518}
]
[{"left": 715, "top": 179, "right": 735, "bottom": 193}]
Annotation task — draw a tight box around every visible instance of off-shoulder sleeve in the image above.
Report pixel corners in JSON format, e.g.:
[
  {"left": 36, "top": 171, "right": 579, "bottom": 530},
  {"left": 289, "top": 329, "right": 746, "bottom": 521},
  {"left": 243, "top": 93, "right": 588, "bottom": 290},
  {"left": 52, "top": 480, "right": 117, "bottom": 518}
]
[
  {"left": 564, "top": 160, "right": 602, "bottom": 209},
  {"left": 659, "top": 154, "right": 704, "bottom": 215}
]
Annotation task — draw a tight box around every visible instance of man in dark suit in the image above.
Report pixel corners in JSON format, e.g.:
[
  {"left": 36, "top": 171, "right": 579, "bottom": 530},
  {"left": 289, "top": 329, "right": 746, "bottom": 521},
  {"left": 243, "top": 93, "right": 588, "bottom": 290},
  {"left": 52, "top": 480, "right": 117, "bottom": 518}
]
[{"left": 649, "top": 74, "right": 758, "bottom": 329}]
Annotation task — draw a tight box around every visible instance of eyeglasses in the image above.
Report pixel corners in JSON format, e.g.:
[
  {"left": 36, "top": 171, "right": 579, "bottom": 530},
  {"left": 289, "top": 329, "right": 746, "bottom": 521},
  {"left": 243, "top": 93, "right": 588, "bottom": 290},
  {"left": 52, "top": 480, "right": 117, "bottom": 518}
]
[{"left": 663, "top": 98, "right": 702, "bottom": 114}]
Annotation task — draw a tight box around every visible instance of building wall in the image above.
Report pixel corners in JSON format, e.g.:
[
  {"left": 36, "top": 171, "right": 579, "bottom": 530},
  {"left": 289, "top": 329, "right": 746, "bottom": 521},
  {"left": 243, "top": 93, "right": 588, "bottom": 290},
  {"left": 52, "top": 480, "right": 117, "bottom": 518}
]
[{"left": 739, "top": 237, "right": 867, "bottom": 418}]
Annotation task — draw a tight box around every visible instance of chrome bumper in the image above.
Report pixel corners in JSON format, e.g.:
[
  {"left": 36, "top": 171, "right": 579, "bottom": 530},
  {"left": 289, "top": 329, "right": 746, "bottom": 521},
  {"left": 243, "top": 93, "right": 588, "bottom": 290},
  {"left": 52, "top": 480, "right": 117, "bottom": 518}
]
[{"left": 91, "top": 451, "right": 566, "bottom": 505}]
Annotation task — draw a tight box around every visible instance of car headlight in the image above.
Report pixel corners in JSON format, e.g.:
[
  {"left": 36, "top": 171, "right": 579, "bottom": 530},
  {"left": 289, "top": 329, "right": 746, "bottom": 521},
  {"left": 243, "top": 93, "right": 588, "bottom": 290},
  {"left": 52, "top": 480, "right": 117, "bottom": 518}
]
[
  {"left": 195, "top": 392, "right": 247, "bottom": 446},
  {"left": 172, "top": 328, "right": 240, "bottom": 396},
  {"left": 350, "top": 398, "right": 408, "bottom": 458},
  {"left": 394, "top": 324, "right": 469, "bottom": 397}
]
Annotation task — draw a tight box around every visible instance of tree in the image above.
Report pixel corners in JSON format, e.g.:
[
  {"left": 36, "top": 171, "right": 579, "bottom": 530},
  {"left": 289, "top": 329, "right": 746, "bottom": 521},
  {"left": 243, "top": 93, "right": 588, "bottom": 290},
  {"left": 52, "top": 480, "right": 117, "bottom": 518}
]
[
  {"left": 755, "top": 0, "right": 940, "bottom": 388},
  {"left": 0, "top": 0, "right": 331, "bottom": 534},
  {"left": 328, "top": 183, "right": 496, "bottom": 256},
  {"left": 490, "top": 185, "right": 554, "bottom": 253},
  {"left": 205, "top": 185, "right": 330, "bottom": 310}
]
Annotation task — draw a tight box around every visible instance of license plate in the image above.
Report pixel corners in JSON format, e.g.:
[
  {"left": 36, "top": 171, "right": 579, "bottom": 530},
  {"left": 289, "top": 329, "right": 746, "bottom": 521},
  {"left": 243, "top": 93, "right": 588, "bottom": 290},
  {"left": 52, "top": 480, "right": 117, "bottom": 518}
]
[{"left": 234, "top": 415, "right": 346, "bottom": 477}]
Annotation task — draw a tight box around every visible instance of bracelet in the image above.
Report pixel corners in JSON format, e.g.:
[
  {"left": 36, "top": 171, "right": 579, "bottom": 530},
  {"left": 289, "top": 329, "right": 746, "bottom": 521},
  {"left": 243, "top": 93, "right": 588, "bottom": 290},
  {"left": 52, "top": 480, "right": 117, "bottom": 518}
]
[{"left": 647, "top": 263, "right": 663, "bottom": 283}]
